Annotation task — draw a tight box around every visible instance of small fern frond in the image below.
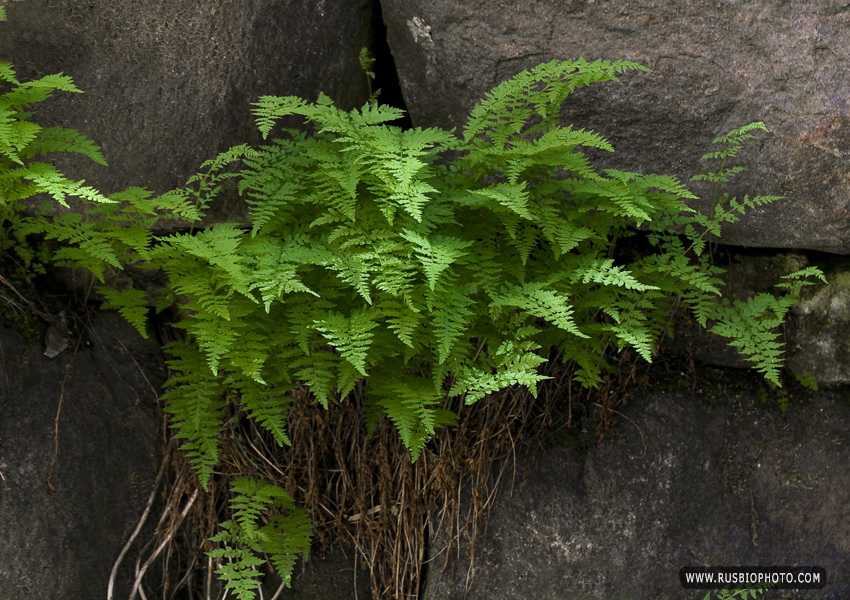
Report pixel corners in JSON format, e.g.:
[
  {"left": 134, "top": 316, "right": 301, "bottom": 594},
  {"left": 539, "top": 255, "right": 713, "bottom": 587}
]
[
  {"left": 450, "top": 343, "right": 550, "bottom": 405},
  {"left": 97, "top": 286, "right": 149, "bottom": 337},
  {"left": 709, "top": 294, "right": 792, "bottom": 386},
  {"left": 208, "top": 478, "right": 312, "bottom": 599},
  {"left": 312, "top": 308, "right": 378, "bottom": 376},
  {"left": 464, "top": 58, "right": 649, "bottom": 144},
  {"left": 429, "top": 286, "right": 477, "bottom": 363},
  {"left": 21, "top": 126, "right": 107, "bottom": 165},
  {"left": 371, "top": 375, "right": 457, "bottom": 460},
  {"left": 290, "top": 349, "right": 339, "bottom": 408},
  {"left": 490, "top": 282, "right": 589, "bottom": 339},
  {"left": 572, "top": 257, "right": 659, "bottom": 291}
]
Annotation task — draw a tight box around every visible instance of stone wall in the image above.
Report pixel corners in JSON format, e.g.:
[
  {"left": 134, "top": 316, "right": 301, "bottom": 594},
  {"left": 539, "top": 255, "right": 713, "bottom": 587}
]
[
  {"left": 0, "top": 0, "right": 374, "bottom": 206},
  {"left": 2, "top": 1, "right": 849, "bottom": 597},
  {"left": 381, "top": 0, "right": 850, "bottom": 254},
  {"left": 0, "top": 314, "right": 163, "bottom": 598}
]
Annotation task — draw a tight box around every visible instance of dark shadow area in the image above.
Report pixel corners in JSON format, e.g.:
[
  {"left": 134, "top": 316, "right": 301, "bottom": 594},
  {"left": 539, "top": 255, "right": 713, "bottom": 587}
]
[{"left": 371, "top": 0, "right": 412, "bottom": 129}]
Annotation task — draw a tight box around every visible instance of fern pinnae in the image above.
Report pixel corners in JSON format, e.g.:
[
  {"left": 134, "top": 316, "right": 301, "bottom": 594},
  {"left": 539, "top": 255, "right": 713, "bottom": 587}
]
[
  {"left": 162, "top": 342, "right": 227, "bottom": 490},
  {"left": 208, "top": 478, "right": 312, "bottom": 599},
  {"left": 22, "top": 125, "right": 107, "bottom": 165},
  {"left": 229, "top": 376, "right": 293, "bottom": 447},
  {"left": 27, "top": 54, "right": 827, "bottom": 593}
]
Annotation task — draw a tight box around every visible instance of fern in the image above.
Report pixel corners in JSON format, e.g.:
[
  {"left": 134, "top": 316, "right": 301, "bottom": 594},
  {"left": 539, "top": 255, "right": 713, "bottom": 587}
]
[
  {"left": 10, "top": 47, "right": 828, "bottom": 592},
  {"left": 0, "top": 33, "right": 213, "bottom": 283},
  {"left": 97, "top": 286, "right": 149, "bottom": 337},
  {"left": 710, "top": 267, "right": 827, "bottom": 385},
  {"left": 162, "top": 342, "right": 227, "bottom": 489},
  {"left": 0, "top": 64, "right": 111, "bottom": 215},
  {"left": 126, "top": 60, "right": 826, "bottom": 487},
  {"left": 703, "top": 585, "right": 770, "bottom": 600},
  {"left": 208, "top": 477, "right": 312, "bottom": 600}
]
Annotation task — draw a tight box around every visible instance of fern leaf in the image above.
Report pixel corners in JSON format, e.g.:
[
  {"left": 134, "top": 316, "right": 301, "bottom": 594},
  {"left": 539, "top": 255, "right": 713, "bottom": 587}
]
[
  {"left": 312, "top": 308, "right": 378, "bottom": 376},
  {"left": 573, "top": 258, "right": 659, "bottom": 291},
  {"left": 290, "top": 350, "right": 338, "bottom": 408},
  {"left": 710, "top": 294, "right": 790, "bottom": 385},
  {"left": 470, "top": 182, "right": 534, "bottom": 220},
  {"left": 490, "top": 282, "right": 589, "bottom": 339},
  {"left": 400, "top": 229, "right": 472, "bottom": 291},
  {"left": 209, "top": 478, "right": 312, "bottom": 598},
  {"left": 450, "top": 345, "right": 549, "bottom": 405},
  {"left": 380, "top": 298, "right": 421, "bottom": 348},
  {"left": 0, "top": 61, "right": 18, "bottom": 86},
  {"left": 21, "top": 126, "right": 107, "bottom": 165},
  {"left": 97, "top": 286, "right": 148, "bottom": 337},
  {"left": 163, "top": 343, "right": 226, "bottom": 489},
  {"left": 183, "top": 315, "right": 239, "bottom": 375},
  {"left": 251, "top": 95, "right": 310, "bottom": 138},
  {"left": 371, "top": 376, "right": 456, "bottom": 460},
  {"left": 430, "top": 286, "right": 477, "bottom": 363}
]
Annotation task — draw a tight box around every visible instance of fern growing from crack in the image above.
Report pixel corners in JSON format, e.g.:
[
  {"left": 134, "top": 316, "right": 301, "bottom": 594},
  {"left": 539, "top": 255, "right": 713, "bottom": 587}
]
[
  {"left": 135, "top": 57, "right": 824, "bottom": 489},
  {"left": 1, "top": 42, "right": 826, "bottom": 596}
]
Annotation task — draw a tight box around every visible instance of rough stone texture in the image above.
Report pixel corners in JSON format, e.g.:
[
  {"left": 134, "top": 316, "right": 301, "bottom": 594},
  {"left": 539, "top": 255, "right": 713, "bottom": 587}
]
[
  {"left": 789, "top": 264, "right": 850, "bottom": 387},
  {"left": 264, "top": 546, "right": 371, "bottom": 599},
  {"left": 0, "top": 312, "right": 164, "bottom": 599},
  {"left": 424, "top": 376, "right": 850, "bottom": 599},
  {"left": 0, "top": 0, "right": 374, "bottom": 215},
  {"left": 381, "top": 1, "right": 850, "bottom": 253}
]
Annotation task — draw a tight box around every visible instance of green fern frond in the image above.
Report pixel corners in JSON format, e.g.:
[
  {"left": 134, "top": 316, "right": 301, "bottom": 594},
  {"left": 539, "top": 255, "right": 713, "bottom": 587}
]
[
  {"left": 0, "top": 61, "right": 19, "bottom": 85},
  {"left": 450, "top": 346, "right": 550, "bottom": 405},
  {"left": 162, "top": 343, "right": 226, "bottom": 489},
  {"left": 312, "top": 308, "right": 378, "bottom": 376},
  {"left": 21, "top": 126, "right": 107, "bottom": 165},
  {"left": 464, "top": 58, "right": 649, "bottom": 144},
  {"left": 17, "top": 161, "right": 111, "bottom": 206},
  {"left": 490, "top": 282, "right": 589, "bottom": 339},
  {"left": 429, "top": 285, "right": 477, "bottom": 363},
  {"left": 572, "top": 257, "right": 659, "bottom": 291},
  {"left": 97, "top": 286, "right": 149, "bottom": 337},
  {"left": 774, "top": 266, "right": 828, "bottom": 289},
  {"left": 371, "top": 375, "right": 457, "bottom": 460},
  {"left": 208, "top": 478, "right": 312, "bottom": 599},
  {"left": 400, "top": 229, "right": 472, "bottom": 291},
  {"left": 229, "top": 376, "right": 294, "bottom": 446},
  {"left": 290, "top": 349, "right": 339, "bottom": 408},
  {"left": 470, "top": 182, "right": 534, "bottom": 220},
  {"left": 1, "top": 73, "right": 82, "bottom": 113},
  {"left": 41, "top": 56, "right": 802, "bottom": 512},
  {"left": 710, "top": 294, "right": 792, "bottom": 386}
]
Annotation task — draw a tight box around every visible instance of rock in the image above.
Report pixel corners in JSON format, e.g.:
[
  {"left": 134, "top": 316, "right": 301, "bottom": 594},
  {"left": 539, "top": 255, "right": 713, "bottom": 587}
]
[
  {"left": 0, "top": 312, "right": 164, "bottom": 599},
  {"left": 424, "top": 376, "right": 850, "bottom": 599},
  {"left": 380, "top": 0, "right": 850, "bottom": 253},
  {"left": 0, "top": 0, "right": 374, "bottom": 214},
  {"left": 262, "top": 545, "right": 371, "bottom": 600},
  {"left": 788, "top": 265, "right": 850, "bottom": 387}
]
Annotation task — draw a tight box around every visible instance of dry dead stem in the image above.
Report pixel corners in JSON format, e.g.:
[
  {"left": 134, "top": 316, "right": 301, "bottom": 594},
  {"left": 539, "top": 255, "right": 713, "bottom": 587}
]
[{"left": 118, "top": 350, "right": 647, "bottom": 600}]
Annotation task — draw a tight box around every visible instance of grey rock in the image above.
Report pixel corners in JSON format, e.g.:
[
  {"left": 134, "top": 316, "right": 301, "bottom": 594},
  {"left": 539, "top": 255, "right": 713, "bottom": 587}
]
[
  {"left": 262, "top": 545, "right": 372, "bottom": 600},
  {"left": 789, "top": 265, "right": 850, "bottom": 387},
  {"left": 381, "top": 0, "right": 850, "bottom": 253},
  {"left": 0, "top": 312, "right": 164, "bottom": 599},
  {"left": 0, "top": 0, "right": 374, "bottom": 214},
  {"left": 425, "top": 381, "right": 850, "bottom": 599}
]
